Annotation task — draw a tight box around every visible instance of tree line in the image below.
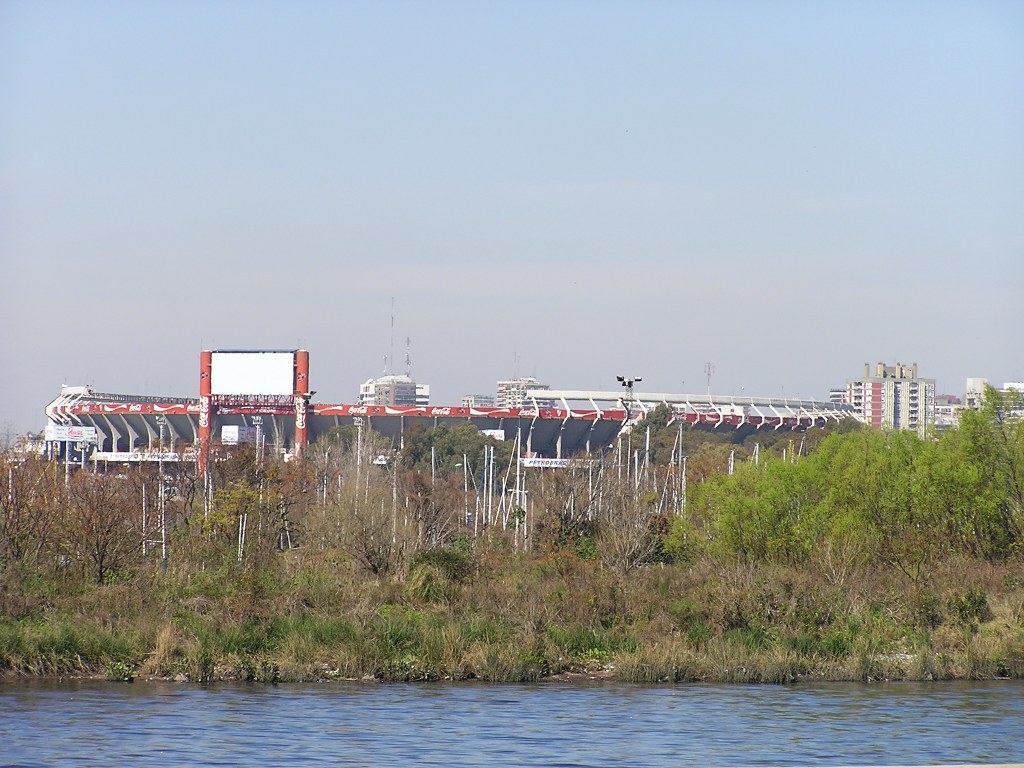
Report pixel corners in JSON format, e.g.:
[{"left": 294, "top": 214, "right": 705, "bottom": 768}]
[
  {"left": 1, "top": 387, "right": 1021, "bottom": 590},
  {"left": 672, "top": 386, "right": 1024, "bottom": 579}
]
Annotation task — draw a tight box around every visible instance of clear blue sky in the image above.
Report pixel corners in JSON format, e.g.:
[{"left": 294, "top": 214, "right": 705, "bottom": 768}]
[{"left": 2, "top": 0, "right": 1022, "bottom": 436}]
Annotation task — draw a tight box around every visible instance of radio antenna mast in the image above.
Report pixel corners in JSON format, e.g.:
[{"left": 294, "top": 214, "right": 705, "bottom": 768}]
[{"left": 388, "top": 297, "right": 395, "bottom": 375}]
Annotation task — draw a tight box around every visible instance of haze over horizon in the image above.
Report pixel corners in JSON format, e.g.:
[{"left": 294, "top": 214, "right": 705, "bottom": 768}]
[{"left": 2, "top": 1, "right": 1022, "bottom": 437}]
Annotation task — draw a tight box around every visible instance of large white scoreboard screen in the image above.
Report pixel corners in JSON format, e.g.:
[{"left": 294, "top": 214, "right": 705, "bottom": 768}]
[{"left": 210, "top": 351, "right": 295, "bottom": 396}]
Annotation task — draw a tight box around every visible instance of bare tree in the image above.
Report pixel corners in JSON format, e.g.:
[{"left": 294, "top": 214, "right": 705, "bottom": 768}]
[
  {"left": 399, "top": 469, "right": 463, "bottom": 549},
  {"left": 338, "top": 459, "right": 420, "bottom": 577},
  {"left": 529, "top": 458, "right": 602, "bottom": 551},
  {"left": 0, "top": 455, "right": 62, "bottom": 570},
  {"left": 595, "top": 473, "right": 665, "bottom": 574},
  {"left": 62, "top": 472, "right": 146, "bottom": 584}
]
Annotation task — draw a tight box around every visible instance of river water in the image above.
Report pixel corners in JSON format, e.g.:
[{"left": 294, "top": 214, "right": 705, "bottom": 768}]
[{"left": 1, "top": 680, "right": 1022, "bottom": 767}]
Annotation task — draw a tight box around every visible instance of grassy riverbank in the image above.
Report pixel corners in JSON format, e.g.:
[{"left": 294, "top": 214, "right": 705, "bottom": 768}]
[{"left": 2, "top": 546, "right": 1022, "bottom": 684}]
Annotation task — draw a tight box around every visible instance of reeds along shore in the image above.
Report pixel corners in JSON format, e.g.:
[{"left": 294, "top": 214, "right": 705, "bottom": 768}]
[{"left": 1, "top": 391, "right": 1022, "bottom": 683}]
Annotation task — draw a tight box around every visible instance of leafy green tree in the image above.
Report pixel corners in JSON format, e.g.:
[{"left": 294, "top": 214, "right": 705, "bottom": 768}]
[
  {"left": 400, "top": 422, "right": 514, "bottom": 479},
  {"left": 687, "top": 455, "right": 821, "bottom": 564},
  {"left": 867, "top": 430, "right": 942, "bottom": 584},
  {"left": 954, "top": 385, "right": 1024, "bottom": 557}
]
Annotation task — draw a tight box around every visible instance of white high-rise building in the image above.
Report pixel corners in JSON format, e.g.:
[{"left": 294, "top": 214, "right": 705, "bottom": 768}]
[
  {"left": 358, "top": 375, "right": 429, "bottom": 407},
  {"left": 496, "top": 377, "right": 552, "bottom": 409}
]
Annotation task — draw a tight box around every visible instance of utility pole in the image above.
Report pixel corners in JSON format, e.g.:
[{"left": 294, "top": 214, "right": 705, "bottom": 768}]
[
  {"left": 156, "top": 416, "right": 168, "bottom": 571},
  {"left": 461, "top": 453, "right": 470, "bottom": 533},
  {"left": 354, "top": 417, "right": 364, "bottom": 494},
  {"left": 681, "top": 456, "right": 688, "bottom": 511}
]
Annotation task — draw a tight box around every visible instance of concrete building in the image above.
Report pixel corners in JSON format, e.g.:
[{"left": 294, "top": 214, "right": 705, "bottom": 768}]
[
  {"left": 965, "top": 378, "right": 989, "bottom": 411},
  {"left": 462, "top": 394, "right": 495, "bottom": 408},
  {"left": 844, "top": 362, "right": 935, "bottom": 435},
  {"left": 933, "top": 393, "right": 962, "bottom": 431},
  {"left": 358, "top": 375, "right": 429, "bottom": 407},
  {"left": 496, "top": 377, "right": 551, "bottom": 409},
  {"left": 964, "top": 378, "right": 1024, "bottom": 420}
]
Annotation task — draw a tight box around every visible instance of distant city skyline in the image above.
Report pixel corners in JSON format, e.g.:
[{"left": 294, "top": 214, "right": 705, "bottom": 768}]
[{"left": 3, "top": 1, "right": 1022, "bottom": 435}]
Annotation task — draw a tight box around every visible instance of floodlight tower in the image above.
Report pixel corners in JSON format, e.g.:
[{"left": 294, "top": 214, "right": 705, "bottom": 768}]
[
  {"left": 616, "top": 375, "right": 642, "bottom": 420},
  {"left": 617, "top": 375, "right": 642, "bottom": 482}
]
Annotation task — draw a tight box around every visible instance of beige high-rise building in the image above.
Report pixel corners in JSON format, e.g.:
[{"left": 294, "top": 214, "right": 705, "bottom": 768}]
[{"left": 845, "top": 362, "right": 935, "bottom": 435}]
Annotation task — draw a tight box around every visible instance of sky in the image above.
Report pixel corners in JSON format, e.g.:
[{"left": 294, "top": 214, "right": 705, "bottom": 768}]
[{"left": 2, "top": 0, "right": 1022, "bottom": 437}]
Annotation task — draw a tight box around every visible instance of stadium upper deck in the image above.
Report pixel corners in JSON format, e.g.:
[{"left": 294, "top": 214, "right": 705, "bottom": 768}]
[{"left": 43, "top": 350, "right": 859, "bottom": 467}]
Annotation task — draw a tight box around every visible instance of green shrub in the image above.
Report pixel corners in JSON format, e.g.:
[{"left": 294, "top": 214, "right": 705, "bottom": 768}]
[
  {"left": 948, "top": 588, "right": 992, "bottom": 631},
  {"left": 819, "top": 627, "right": 856, "bottom": 658},
  {"left": 685, "top": 620, "right": 713, "bottom": 650},
  {"left": 405, "top": 564, "right": 457, "bottom": 605},
  {"left": 409, "top": 543, "right": 475, "bottom": 583},
  {"left": 105, "top": 660, "right": 135, "bottom": 682}
]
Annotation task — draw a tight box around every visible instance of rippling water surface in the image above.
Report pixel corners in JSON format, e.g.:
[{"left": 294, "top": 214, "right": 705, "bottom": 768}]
[{"left": 1, "top": 680, "right": 1022, "bottom": 766}]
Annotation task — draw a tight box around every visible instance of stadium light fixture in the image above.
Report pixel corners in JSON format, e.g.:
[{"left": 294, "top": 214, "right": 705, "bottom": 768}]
[{"left": 617, "top": 375, "right": 642, "bottom": 417}]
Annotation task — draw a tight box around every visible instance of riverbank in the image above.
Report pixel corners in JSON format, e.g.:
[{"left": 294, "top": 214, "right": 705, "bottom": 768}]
[{"left": 2, "top": 549, "right": 1022, "bottom": 684}]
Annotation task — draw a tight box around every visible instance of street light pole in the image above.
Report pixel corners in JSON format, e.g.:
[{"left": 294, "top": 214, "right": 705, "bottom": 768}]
[{"left": 251, "top": 416, "right": 263, "bottom": 465}]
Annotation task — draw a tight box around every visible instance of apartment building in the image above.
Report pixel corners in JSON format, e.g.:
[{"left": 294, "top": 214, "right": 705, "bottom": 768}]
[
  {"left": 358, "top": 375, "right": 429, "bottom": 407},
  {"left": 495, "top": 377, "right": 552, "bottom": 409},
  {"left": 462, "top": 394, "right": 496, "bottom": 408},
  {"left": 845, "top": 362, "right": 935, "bottom": 435}
]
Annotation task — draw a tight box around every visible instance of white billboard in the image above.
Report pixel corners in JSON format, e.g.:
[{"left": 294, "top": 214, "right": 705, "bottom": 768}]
[
  {"left": 221, "top": 425, "right": 258, "bottom": 445},
  {"left": 45, "top": 424, "right": 97, "bottom": 443},
  {"left": 211, "top": 351, "right": 295, "bottom": 396}
]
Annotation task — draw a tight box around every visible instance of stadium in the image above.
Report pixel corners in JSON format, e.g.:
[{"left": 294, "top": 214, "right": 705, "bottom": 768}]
[{"left": 43, "top": 349, "right": 859, "bottom": 469}]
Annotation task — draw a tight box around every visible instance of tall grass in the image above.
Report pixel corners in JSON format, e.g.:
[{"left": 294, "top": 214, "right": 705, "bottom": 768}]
[
  {"left": 0, "top": 617, "right": 142, "bottom": 676},
  {"left": 1, "top": 549, "right": 1022, "bottom": 684}
]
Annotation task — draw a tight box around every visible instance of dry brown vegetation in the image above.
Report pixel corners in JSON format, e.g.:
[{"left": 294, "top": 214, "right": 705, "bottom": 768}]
[{"left": 2, "top": 395, "right": 1023, "bottom": 683}]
